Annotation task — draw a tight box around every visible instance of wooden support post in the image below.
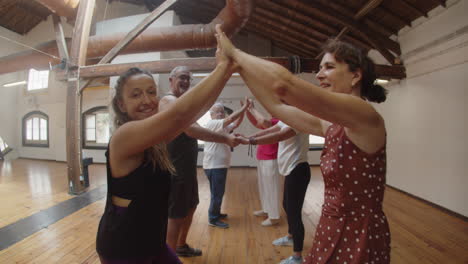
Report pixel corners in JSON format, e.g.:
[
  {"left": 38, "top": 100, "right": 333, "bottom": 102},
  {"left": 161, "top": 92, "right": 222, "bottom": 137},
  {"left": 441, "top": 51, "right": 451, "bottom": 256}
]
[{"left": 65, "top": 0, "right": 95, "bottom": 195}]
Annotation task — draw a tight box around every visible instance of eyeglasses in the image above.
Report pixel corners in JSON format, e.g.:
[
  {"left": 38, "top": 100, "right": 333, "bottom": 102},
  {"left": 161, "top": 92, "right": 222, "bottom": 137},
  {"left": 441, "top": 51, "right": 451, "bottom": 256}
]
[{"left": 176, "top": 75, "right": 193, "bottom": 82}]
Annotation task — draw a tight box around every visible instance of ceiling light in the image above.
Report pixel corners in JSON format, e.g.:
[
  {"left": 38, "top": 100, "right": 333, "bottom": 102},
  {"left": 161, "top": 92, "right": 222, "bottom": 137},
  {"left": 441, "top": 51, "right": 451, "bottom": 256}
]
[
  {"left": 375, "top": 79, "right": 389, "bottom": 85},
  {"left": 3, "top": 81, "right": 27, "bottom": 87},
  {"left": 193, "top": 72, "right": 240, "bottom": 78}
]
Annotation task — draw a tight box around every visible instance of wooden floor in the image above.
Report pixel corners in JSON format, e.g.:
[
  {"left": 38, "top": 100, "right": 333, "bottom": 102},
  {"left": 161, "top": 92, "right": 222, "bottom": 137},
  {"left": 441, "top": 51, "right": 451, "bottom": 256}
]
[{"left": 0, "top": 159, "right": 467, "bottom": 263}]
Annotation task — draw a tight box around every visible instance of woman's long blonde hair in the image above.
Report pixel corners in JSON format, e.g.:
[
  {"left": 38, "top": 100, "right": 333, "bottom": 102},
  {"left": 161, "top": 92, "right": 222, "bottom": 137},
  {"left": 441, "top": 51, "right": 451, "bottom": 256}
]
[{"left": 111, "top": 67, "right": 175, "bottom": 174}]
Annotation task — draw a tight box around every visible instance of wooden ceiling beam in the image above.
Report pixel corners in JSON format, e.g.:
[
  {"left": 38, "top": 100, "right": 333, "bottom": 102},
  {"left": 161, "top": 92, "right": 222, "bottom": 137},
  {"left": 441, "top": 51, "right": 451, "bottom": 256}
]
[
  {"left": 355, "top": 0, "right": 383, "bottom": 19},
  {"left": 316, "top": 0, "right": 397, "bottom": 37},
  {"left": 256, "top": 0, "right": 373, "bottom": 52},
  {"left": 98, "top": 0, "right": 178, "bottom": 64},
  {"left": 401, "top": 0, "right": 428, "bottom": 18},
  {"left": 243, "top": 28, "right": 316, "bottom": 58},
  {"left": 271, "top": 41, "right": 311, "bottom": 58},
  {"left": 247, "top": 22, "right": 319, "bottom": 56},
  {"left": 377, "top": 6, "right": 412, "bottom": 27},
  {"left": 257, "top": 0, "right": 337, "bottom": 35},
  {"left": 281, "top": 0, "right": 398, "bottom": 64},
  {"left": 78, "top": 57, "right": 406, "bottom": 79},
  {"left": 331, "top": 0, "right": 383, "bottom": 58},
  {"left": 363, "top": 19, "right": 394, "bottom": 37},
  {"left": 253, "top": 8, "right": 325, "bottom": 46},
  {"left": 52, "top": 15, "right": 69, "bottom": 60}
]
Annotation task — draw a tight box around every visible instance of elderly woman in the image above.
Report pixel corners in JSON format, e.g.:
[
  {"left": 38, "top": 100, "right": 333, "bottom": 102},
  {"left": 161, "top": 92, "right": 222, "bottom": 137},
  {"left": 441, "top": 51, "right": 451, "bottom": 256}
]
[{"left": 215, "top": 25, "right": 390, "bottom": 264}]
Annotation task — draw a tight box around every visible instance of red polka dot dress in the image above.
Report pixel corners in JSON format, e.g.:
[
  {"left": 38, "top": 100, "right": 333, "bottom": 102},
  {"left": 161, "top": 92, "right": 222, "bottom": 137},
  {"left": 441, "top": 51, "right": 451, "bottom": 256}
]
[{"left": 304, "top": 124, "right": 390, "bottom": 264}]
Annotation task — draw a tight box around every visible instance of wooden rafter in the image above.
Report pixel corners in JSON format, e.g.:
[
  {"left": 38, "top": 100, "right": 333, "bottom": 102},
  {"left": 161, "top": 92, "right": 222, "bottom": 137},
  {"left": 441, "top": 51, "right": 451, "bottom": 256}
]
[
  {"left": 253, "top": 9, "right": 324, "bottom": 46},
  {"left": 241, "top": 28, "right": 314, "bottom": 58},
  {"left": 52, "top": 15, "right": 69, "bottom": 60},
  {"left": 377, "top": 6, "right": 412, "bottom": 27},
  {"left": 355, "top": 0, "right": 383, "bottom": 18},
  {"left": 78, "top": 0, "right": 177, "bottom": 92},
  {"left": 247, "top": 22, "right": 319, "bottom": 55},
  {"left": 97, "top": 0, "right": 178, "bottom": 64},
  {"left": 256, "top": 1, "right": 373, "bottom": 54},
  {"left": 400, "top": 0, "right": 428, "bottom": 18},
  {"left": 284, "top": 0, "right": 397, "bottom": 64},
  {"left": 315, "top": 0, "right": 398, "bottom": 41},
  {"left": 326, "top": 0, "right": 383, "bottom": 59}
]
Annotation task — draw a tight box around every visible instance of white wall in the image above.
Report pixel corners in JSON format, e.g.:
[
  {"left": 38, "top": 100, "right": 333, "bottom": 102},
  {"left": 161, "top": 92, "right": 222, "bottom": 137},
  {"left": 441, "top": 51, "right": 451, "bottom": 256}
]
[{"left": 374, "top": 0, "right": 468, "bottom": 216}]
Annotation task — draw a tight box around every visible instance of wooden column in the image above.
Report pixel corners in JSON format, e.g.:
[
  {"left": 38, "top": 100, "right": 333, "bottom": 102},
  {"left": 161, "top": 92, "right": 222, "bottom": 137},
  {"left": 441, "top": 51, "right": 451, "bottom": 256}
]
[{"left": 65, "top": 0, "right": 95, "bottom": 194}]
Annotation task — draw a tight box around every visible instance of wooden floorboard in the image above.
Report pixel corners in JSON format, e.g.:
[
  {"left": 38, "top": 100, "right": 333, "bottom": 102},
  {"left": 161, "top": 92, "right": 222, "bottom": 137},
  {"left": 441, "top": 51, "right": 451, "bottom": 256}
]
[{"left": 0, "top": 159, "right": 467, "bottom": 263}]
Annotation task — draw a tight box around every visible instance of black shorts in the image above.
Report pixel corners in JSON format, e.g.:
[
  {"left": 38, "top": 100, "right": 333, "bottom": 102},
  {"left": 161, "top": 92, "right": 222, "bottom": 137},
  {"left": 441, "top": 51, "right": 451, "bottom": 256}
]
[{"left": 168, "top": 173, "right": 199, "bottom": 219}]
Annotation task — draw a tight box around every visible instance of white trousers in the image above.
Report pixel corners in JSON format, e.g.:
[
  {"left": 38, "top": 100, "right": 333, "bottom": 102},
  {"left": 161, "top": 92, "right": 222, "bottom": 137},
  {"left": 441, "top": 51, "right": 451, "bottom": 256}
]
[{"left": 257, "top": 159, "right": 281, "bottom": 219}]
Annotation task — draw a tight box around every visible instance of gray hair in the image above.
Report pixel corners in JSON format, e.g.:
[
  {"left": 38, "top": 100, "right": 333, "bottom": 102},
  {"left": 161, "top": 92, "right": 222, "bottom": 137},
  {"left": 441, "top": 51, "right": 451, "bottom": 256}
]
[
  {"left": 169, "top": 66, "right": 191, "bottom": 78},
  {"left": 209, "top": 102, "right": 225, "bottom": 113}
]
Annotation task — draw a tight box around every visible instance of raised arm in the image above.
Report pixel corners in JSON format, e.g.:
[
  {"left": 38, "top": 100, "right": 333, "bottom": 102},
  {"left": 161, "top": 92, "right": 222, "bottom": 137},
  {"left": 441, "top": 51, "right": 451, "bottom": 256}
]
[
  {"left": 223, "top": 102, "right": 248, "bottom": 130},
  {"left": 215, "top": 25, "right": 382, "bottom": 136},
  {"left": 244, "top": 99, "right": 272, "bottom": 129}
]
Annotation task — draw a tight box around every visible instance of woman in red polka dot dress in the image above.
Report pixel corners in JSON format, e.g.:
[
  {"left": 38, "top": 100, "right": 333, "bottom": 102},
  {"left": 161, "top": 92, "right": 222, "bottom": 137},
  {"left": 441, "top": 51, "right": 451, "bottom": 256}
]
[
  {"left": 307, "top": 124, "right": 390, "bottom": 264},
  {"left": 215, "top": 25, "right": 390, "bottom": 264}
]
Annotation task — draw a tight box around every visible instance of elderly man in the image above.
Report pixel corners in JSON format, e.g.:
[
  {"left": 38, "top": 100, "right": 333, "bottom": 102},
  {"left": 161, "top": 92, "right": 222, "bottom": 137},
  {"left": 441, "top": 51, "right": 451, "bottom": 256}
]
[
  {"left": 159, "top": 66, "right": 238, "bottom": 257},
  {"left": 203, "top": 102, "right": 247, "bottom": 228}
]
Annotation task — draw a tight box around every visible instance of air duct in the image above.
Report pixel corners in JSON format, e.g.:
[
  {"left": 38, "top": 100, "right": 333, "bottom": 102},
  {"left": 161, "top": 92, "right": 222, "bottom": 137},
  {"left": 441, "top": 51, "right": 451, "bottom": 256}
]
[{"left": 0, "top": 0, "right": 254, "bottom": 75}]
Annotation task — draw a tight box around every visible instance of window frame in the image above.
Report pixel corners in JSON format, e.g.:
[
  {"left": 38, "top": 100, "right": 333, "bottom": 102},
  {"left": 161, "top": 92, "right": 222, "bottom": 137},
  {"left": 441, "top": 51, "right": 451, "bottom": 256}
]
[
  {"left": 22, "top": 111, "right": 49, "bottom": 148},
  {"left": 82, "top": 106, "right": 110, "bottom": 150}
]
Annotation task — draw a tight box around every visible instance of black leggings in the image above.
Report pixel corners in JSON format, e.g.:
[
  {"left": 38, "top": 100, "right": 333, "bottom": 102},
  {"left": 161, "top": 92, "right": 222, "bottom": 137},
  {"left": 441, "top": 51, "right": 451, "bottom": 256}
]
[{"left": 283, "top": 162, "right": 311, "bottom": 252}]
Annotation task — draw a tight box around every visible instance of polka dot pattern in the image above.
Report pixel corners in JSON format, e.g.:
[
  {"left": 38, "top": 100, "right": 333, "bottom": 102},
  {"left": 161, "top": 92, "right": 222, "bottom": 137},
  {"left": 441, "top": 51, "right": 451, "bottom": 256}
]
[{"left": 304, "top": 124, "right": 391, "bottom": 264}]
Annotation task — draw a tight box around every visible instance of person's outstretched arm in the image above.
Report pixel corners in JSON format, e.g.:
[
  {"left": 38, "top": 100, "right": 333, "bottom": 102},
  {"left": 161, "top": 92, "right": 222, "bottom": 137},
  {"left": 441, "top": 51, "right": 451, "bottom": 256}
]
[
  {"left": 223, "top": 102, "right": 248, "bottom": 132},
  {"left": 246, "top": 125, "right": 296, "bottom": 145},
  {"left": 243, "top": 99, "right": 273, "bottom": 129},
  {"left": 215, "top": 25, "right": 382, "bottom": 136}
]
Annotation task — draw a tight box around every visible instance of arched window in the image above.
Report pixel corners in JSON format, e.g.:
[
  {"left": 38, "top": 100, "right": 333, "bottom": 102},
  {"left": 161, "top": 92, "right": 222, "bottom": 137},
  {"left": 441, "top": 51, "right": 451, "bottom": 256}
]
[
  {"left": 22, "top": 111, "right": 49, "bottom": 147},
  {"left": 82, "top": 106, "right": 110, "bottom": 149}
]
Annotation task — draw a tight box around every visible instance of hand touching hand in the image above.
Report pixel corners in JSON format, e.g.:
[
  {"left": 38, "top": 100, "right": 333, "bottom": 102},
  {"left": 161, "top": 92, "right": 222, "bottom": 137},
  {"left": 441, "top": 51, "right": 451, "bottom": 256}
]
[
  {"left": 237, "top": 136, "right": 250, "bottom": 145},
  {"left": 226, "top": 134, "right": 240, "bottom": 148},
  {"left": 215, "top": 24, "right": 237, "bottom": 59}
]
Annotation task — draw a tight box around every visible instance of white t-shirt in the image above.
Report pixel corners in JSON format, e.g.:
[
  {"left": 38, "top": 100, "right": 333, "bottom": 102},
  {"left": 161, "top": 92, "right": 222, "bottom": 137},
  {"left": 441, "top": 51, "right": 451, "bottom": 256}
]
[
  {"left": 277, "top": 121, "right": 309, "bottom": 176},
  {"left": 203, "top": 119, "right": 232, "bottom": 169}
]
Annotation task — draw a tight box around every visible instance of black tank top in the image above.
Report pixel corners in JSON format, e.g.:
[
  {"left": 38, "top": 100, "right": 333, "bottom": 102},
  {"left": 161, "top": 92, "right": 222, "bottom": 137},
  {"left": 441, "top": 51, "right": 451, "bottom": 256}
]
[{"left": 96, "top": 148, "right": 171, "bottom": 259}]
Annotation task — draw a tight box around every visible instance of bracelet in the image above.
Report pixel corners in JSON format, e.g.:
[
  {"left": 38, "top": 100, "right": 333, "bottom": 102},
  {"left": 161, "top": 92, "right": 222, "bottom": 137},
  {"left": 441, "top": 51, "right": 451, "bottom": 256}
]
[{"left": 249, "top": 137, "right": 257, "bottom": 145}]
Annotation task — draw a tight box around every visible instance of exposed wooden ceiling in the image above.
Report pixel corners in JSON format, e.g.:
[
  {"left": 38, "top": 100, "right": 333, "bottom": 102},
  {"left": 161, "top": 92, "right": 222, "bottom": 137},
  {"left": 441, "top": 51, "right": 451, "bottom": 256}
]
[
  {"left": 144, "top": 0, "right": 446, "bottom": 65},
  {"left": 0, "top": 0, "right": 446, "bottom": 65},
  {"left": 0, "top": 0, "right": 51, "bottom": 35}
]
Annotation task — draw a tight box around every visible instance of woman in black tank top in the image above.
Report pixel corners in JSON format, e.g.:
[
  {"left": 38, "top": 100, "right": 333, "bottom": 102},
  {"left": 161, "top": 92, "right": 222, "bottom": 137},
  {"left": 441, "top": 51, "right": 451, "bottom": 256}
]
[{"left": 96, "top": 46, "right": 237, "bottom": 263}]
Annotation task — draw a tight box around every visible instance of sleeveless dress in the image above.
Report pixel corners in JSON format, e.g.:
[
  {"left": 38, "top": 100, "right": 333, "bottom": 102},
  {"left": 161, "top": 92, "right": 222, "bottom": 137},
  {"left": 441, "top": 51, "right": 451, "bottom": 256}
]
[{"left": 304, "top": 124, "right": 391, "bottom": 264}]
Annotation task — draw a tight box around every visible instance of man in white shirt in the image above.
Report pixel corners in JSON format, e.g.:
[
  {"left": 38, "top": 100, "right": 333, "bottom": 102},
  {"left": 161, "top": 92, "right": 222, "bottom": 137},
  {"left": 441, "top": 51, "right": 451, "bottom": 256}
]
[{"left": 203, "top": 102, "right": 247, "bottom": 228}]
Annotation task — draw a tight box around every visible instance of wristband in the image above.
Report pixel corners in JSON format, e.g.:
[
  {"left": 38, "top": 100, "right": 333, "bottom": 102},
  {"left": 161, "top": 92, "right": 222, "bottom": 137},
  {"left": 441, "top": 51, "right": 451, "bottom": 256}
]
[{"left": 249, "top": 137, "right": 257, "bottom": 145}]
